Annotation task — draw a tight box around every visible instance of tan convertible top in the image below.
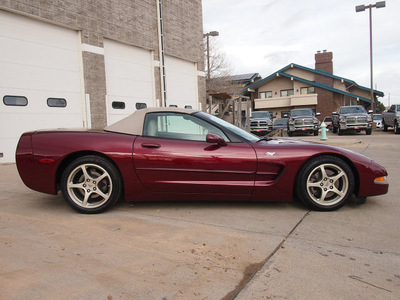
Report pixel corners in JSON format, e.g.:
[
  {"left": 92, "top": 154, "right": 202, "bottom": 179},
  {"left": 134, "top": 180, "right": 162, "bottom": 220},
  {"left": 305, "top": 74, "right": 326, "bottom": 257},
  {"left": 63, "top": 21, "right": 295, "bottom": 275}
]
[{"left": 104, "top": 107, "right": 198, "bottom": 135}]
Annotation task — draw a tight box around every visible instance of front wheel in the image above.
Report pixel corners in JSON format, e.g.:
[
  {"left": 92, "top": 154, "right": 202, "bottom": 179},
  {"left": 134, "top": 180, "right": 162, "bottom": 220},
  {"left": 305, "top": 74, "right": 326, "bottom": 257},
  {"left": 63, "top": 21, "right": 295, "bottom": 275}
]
[
  {"left": 296, "top": 156, "right": 355, "bottom": 211},
  {"left": 314, "top": 130, "right": 318, "bottom": 136},
  {"left": 382, "top": 120, "right": 388, "bottom": 131},
  {"left": 366, "top": 129, "right": 372, "bottom": 135},
  {"left": 60, "top": 156, "right": 123, "bottom": 214}
]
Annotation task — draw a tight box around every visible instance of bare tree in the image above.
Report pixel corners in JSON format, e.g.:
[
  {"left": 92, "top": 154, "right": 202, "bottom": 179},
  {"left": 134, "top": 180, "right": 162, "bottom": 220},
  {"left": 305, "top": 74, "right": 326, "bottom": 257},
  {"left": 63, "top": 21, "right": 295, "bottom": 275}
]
[{"left": 203, "top": 37, "right": 234, "bottom": 95}]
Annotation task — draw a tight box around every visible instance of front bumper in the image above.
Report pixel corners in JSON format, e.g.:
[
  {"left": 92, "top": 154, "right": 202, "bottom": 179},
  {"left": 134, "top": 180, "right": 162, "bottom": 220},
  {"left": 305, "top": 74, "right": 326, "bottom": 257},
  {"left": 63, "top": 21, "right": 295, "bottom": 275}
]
[
  {"left": 288, "top": 125, "right": 318, "bottom": 133},
  {"left": 339, "top": 122, "right": 372, "bottom": 131}
]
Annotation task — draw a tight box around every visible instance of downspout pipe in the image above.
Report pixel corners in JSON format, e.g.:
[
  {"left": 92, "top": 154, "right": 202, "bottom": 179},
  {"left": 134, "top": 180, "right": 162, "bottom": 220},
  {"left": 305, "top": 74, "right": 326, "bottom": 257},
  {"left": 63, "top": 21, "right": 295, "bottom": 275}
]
[{"left": 156, "top": 0, "right": 167, "bottom": 107}]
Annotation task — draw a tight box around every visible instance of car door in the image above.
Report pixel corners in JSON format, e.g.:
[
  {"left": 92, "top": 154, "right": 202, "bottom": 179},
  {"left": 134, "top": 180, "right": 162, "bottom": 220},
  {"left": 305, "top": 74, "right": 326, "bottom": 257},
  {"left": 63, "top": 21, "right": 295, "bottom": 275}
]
[{"left": 133, "top": 112, "right": 257, "bottom": 195}]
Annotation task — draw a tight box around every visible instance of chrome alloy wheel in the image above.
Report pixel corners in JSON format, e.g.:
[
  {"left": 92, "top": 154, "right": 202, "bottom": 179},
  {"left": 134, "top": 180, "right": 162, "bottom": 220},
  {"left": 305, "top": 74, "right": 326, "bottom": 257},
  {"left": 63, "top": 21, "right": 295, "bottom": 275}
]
[
  {"left": 66, "top": 163, "right": 113, "bottom": 209},
  {"left": 306, "top": 163, "right": 349, "bottom": 206}
]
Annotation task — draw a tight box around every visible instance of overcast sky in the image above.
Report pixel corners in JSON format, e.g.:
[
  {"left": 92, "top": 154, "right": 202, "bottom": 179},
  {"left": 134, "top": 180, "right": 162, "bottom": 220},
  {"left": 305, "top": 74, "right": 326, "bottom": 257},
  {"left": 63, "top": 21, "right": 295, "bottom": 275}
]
[{"left": 202, "top": 0, "right": 400, "bottom": 106}]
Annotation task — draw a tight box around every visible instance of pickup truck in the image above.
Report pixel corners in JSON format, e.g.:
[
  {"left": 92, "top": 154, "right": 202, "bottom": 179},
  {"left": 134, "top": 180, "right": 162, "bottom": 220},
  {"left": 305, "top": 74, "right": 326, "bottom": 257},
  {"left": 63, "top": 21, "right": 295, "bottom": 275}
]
[
  {"left": 250, "top": 110, "right": 274, "bottom": 136},
  {"left": 382, "top": 104, "right": 400, "bottom": 134},
  {"left": 287, "top": 108, "right": 320, "bottom": 136},
  {"left": 332, "top": 105, "right": 372, "bottom": 135}
]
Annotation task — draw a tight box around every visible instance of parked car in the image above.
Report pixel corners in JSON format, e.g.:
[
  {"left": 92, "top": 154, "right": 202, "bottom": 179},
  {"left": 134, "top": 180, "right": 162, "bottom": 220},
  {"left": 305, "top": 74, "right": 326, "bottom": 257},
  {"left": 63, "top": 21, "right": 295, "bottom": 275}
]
[
  {"left": 272, "top": 118, "right": 288, "bottom": 131},
  {"left": 373, "top": 114, "right": 383, "bottom": 129},
  {"left": 287, "top": 108, "right": 320, "bottom": 136},
  {"left": 332, "top": 105, "right": 372, "bottom": 135},
  {"left": 382, "top": 104, "right": 400, "bottom": 134},
  {"left": 323, "top": 116, "right": 333, "bottom": 130},
  {"left": 250, "top": 110, "right": 274, "bottom": 136},
  {"left": 16, "top": 107, "right": 388, "bottom": 214}
]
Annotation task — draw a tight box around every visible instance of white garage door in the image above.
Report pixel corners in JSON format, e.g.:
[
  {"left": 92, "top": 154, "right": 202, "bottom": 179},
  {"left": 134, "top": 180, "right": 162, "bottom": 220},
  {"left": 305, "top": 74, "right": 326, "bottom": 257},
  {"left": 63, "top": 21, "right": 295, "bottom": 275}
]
[
  {"left": 165, "top": 56, "right": 199, "bottom": 109},
  {"left": 0, "top": 11, "right": 85, "bottom": 163},
  {"left": 104, "top": 39, "right": 155, "bottom": 125}
]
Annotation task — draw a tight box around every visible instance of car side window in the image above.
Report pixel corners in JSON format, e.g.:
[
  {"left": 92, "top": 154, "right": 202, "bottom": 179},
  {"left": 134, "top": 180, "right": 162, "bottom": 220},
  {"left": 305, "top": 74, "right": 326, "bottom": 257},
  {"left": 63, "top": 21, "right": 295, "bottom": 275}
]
[{"left": 143, "top": 112, "right": 229, "bottom": 142}]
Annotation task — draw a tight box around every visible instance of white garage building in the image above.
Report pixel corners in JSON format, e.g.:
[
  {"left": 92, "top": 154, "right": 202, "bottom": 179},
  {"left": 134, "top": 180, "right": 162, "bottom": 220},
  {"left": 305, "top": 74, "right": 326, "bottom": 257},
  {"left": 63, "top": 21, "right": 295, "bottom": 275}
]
[{"left": 0, "top": 1, "right": 206, "bottom": 163}]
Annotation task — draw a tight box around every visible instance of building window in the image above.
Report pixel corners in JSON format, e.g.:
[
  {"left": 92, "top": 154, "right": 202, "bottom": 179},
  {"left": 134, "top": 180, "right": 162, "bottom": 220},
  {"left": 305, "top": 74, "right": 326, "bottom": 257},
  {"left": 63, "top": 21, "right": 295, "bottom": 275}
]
[
  {"left": 281, "top": 111, "right": 290, "bottom": 118},
  {"left": 136, "top": 102, "right": 147, "bottom": 110},
  {"left": 280, "top": 89, "right": 294, "bottom": 97},
  {"left": 259, "top": 91, "right": 272, "bottom": 99},
  {"left": 47, "top": 98, "right": 67, "bottom": 107},
  {"left": 300, "top": 87, "right": 315, "bottom": 95},
  {"left": 345, "top": 97, "right": 358, "bottom": 106},
  {"left": 3, "top": 95, "right": 28, "bottom": 106},
  {"left": 112, "top": 101, "right": 126, "bottom": 109}
]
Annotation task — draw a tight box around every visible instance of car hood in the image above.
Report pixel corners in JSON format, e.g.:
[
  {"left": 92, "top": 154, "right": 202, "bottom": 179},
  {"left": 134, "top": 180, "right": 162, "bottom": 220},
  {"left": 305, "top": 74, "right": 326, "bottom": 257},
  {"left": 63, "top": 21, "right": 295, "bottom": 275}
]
[
  {"left": 340, "top": 113, "right": 368, "bottom": 117},
  {"left": 290, "top": 116, "right": 315, "bottom": 120},
  {"left": 250, "top": 117, "right": 271, "bottom": 121}
]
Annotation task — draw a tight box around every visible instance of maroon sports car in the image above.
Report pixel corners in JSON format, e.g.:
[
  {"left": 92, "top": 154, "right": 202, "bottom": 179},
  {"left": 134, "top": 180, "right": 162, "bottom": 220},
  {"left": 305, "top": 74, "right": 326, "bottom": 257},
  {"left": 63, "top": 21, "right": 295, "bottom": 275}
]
[{"left": 16, "top": 108, "right": 388, "bottom": 213}]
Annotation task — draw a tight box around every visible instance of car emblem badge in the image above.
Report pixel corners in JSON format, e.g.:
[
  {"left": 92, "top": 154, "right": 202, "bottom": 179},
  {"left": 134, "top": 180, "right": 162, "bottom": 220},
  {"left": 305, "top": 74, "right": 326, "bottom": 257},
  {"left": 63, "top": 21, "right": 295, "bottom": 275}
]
[{"left": 267, "top": 152, "right": 276, "bottom": 156}]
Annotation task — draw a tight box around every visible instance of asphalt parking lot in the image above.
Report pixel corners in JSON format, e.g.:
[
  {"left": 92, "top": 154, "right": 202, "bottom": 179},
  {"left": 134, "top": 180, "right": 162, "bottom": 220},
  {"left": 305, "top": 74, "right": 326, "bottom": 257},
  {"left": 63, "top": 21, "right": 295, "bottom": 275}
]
[{"left": 1, "top": 130, "right": 399, "bottom": 300}]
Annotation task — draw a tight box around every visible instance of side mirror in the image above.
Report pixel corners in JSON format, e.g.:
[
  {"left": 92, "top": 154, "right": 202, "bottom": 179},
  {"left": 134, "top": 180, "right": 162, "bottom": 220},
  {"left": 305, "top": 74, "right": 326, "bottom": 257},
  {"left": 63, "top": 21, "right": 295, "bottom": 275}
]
[{"left": 206, "top": 133, "right": 227, "bottom": 146}]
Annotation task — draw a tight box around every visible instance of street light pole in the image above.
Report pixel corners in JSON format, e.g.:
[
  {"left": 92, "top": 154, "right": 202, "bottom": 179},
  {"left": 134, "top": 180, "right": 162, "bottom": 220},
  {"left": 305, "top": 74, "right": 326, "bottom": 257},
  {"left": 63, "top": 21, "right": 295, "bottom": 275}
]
[
  {"left": 203, "top": 31, "right": 219, "bottom": 114},
  {"left": 355, "top": 1, "right": 385, "bottom": 116},
  {"left": 203, "top": 31, "right": 219, "bottom": 80}
]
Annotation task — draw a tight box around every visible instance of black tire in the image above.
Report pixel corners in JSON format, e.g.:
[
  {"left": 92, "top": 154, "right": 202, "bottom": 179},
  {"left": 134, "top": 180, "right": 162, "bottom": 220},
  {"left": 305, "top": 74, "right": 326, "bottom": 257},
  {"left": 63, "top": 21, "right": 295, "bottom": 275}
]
[
  {"left": 383, "top": 121, "right": 388, "bottom": 132},
  {"left": 394, "top": 122, "right": 400, "bottom": 134},
  {"left": 366, "top": 129, "right": 372, "bottom": 135},
  {"left": 60, "top": 155, "right": 123, "bottom": 214},
  {"left": 314, "top": 130, "right": 318, "bottom": 136},
  {"left": 295, "top": 156, "right": 355, "bottom": 211},
  {"left": 287, "top": 131, "right": 293, "bottom": 137}
]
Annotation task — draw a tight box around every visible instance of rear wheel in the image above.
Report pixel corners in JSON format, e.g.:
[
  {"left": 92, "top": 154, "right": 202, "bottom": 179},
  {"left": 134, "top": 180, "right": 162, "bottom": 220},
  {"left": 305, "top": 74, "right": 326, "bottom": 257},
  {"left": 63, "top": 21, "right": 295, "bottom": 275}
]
[
  {"left": 394, "top": 122, "right": 400, "bottom": 134},
  {"left": 296, "top": 156, "right": 354, "bottom": 211},
  {"left": 366, "top": 129, "right": 372, "bottom": 135},
  {"left": 60, "top": 156, "right": 123, "bottom": 214}
]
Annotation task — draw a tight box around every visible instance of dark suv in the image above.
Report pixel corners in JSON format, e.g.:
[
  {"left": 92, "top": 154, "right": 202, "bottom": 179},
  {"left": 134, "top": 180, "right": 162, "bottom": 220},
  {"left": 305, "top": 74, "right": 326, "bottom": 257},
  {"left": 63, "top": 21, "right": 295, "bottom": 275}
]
[
  {"left": 287, "top": 108, "right": 320, "bottom": 136},
  {"left": 332, "top": 105, "right": 372, "bottom": 135},
  {"left": 250, "top": 111, "right": 274, "bottom": 136}
]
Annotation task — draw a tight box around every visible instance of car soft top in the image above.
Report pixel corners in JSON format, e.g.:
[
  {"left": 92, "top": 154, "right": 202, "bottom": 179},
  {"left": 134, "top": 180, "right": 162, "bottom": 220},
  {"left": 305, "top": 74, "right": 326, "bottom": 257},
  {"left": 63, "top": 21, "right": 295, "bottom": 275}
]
[{"left": 104, "top": 107, "right": 198, "bottom": 136}]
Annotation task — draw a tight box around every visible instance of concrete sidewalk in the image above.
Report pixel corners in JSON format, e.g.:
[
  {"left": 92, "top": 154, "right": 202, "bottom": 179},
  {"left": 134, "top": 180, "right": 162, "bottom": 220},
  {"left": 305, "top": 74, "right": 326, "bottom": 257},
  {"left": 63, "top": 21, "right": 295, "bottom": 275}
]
[{"left": 0, "top": 131, "right": 399, "bottom": 299}]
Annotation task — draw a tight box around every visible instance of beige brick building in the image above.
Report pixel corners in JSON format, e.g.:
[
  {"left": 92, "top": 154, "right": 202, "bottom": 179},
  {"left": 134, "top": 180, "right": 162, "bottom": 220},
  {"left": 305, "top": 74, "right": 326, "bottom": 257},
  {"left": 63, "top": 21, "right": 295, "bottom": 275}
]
[{"left": 0, "top": 0, "right": 206, "bottom": 163}]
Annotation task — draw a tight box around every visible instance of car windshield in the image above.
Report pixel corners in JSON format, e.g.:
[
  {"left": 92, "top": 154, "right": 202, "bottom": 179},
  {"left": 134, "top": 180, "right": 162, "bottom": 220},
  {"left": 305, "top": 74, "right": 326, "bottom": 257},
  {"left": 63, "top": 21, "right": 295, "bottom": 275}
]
[
  {"left": 373, "top": 114, "right": 382, "bottom": 120},
  {"left": 251, "top": 111, "right": 271, "bottom": 119},
  {"left": 324, "top": 117, "right": 332, "bottom": 122},
  {"left": 274, "top": 119, "right": 288, "bottom": 125},
  {"left": 290, "top": 109, "right": 313, "bottom": 117},
  {"left": 196, "top": 112, "right": 259, "bottom": 143},
  {"left": 340, "top": 106, "right": 367, "bottom": 114}
]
